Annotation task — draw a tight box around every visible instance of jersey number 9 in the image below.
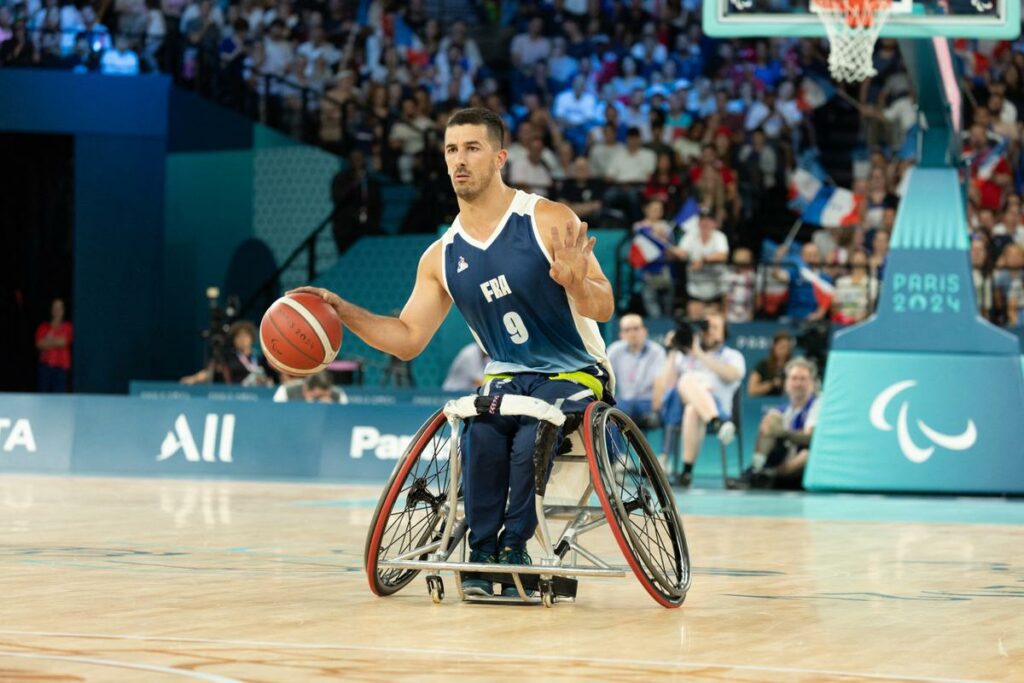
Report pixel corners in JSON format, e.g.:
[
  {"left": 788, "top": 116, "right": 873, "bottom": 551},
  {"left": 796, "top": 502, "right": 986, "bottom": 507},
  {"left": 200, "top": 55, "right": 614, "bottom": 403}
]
[{"left": 503, "top": 311, "right": 530, "bottom": 345}]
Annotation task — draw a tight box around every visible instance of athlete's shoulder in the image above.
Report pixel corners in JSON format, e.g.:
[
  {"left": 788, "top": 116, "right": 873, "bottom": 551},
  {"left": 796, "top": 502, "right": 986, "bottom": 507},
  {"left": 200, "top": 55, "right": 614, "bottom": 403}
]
[
  {"left": 534, "top": 196, "right": 579, "bottom": 226},
  {"left": 418, "top": 238, "right": 446, "bottom": 277}
]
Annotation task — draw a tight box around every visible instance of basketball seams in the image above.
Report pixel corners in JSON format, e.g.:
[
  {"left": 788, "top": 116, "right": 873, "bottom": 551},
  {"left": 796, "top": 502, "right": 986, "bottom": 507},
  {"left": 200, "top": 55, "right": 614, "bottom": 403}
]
[
  {"left": 265, "top": 352, "right": 328, "bottom": 376},
  {"left": 290, "top": 292, "right": 343, "bottom": 349},
  {"left": 280, "top": 296, "right": 337, "bottom": 360},
  {"left": 261, "top": 322, "right": 328, "bottom": 376},
  {"left": 268, "top": 307, "right": 326, "bottom": 363}
]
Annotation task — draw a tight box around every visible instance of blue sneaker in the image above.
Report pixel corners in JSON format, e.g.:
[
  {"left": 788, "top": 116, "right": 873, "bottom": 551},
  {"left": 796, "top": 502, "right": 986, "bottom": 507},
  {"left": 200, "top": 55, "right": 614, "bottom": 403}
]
[
  {"left": 461, "top": 549, "right": 496, "bottom": 596},
  {"left": 498, "top": 546, "right": 534, "bottom": 598}
]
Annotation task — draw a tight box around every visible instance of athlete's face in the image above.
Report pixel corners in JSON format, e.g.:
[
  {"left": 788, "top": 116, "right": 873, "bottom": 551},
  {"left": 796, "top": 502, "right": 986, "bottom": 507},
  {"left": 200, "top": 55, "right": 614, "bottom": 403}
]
[{"left": 444, "top": 124, "right": 505, "bottom": 200}]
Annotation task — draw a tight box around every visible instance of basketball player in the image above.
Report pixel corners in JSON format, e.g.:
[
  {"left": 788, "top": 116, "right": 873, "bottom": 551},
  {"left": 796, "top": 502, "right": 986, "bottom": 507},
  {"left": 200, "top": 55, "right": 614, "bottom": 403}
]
[{"left": 290, "top": 108, "right": 614, "bottom": 597}]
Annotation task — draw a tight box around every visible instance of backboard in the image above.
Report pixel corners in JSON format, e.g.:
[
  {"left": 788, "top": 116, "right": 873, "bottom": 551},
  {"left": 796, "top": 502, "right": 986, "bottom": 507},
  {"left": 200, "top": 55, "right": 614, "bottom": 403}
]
[{"left": 703, "top": 0, "right": 1020, "bottom": 39}]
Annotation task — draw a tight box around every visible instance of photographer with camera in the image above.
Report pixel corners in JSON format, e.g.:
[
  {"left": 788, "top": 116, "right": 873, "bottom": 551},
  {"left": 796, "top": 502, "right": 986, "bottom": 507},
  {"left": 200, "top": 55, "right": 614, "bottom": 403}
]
[
  {"left": 180, "top": 320, "right": 275, "bottom": 386},
  {"left": 607, "top": 314, "right": 666, "bottom": 430},
  {"left": 653, "top": 312, "right": 746, "bottom": 487}
]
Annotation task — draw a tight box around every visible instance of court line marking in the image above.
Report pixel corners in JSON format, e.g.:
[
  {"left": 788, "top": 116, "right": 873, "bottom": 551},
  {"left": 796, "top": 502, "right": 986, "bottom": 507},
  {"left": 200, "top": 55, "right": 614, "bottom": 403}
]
[
  {"left": 0, "top": 650, "right": 241, "bottom": 682},
  {"left": 0, "top": 629, "right": 983, "bottom": 683}
]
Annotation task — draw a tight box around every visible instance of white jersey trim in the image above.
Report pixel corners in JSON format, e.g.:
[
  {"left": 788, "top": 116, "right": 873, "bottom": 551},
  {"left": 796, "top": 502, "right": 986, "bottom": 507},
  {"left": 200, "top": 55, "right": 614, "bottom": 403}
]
[
  {"left": 452, "top": 189, "right": 530, "bottom": 251},
  {"left": 438, "top": 229, "right": 455, "bottom": 300}
]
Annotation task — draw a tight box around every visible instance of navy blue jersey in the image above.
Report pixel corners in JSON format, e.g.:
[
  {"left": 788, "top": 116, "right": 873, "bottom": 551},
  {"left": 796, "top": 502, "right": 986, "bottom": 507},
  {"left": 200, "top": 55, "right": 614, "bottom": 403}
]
[{"left": 440, "top": 190, "right": 610, "bottom": 380}]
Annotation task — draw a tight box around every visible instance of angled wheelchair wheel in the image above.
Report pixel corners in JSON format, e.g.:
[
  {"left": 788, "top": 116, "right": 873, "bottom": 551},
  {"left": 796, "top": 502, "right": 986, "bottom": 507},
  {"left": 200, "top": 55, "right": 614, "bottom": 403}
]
[
  {"left": 364, "top": 410, "right": 456, "bottom": 596},
  {"left": 583, "top": 402, "right": 691, "bottom": 608}
]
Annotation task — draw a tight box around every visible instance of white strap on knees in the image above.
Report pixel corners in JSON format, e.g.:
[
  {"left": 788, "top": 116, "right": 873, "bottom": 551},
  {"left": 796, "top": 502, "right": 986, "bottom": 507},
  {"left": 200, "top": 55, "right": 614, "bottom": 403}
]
[
  {"left": 443, "top": 395, "right": 567, "bottom": 427},
  {"left": 444, "top": 396, "right": 482, "bottom": 421}
]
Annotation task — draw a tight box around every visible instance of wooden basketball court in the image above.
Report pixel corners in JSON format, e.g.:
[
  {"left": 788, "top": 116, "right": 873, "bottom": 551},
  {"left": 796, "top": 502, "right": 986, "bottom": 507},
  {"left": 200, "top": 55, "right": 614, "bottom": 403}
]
[{"left": 2, "top": 474, "right": 1021, "bottom": 681}]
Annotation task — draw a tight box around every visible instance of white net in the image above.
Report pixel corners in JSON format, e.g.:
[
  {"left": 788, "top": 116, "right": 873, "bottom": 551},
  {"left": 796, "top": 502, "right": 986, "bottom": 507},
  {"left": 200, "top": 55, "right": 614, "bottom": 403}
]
[{"left": 815, "top": 1, "right": 894, "bottom": 83}]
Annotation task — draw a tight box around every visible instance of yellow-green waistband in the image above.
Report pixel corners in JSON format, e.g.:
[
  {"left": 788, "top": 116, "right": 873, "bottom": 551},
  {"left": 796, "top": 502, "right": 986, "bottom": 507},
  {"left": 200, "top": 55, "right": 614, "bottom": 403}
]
[{"left": 483, "top": 371, "right": 603, "bottom": 401}]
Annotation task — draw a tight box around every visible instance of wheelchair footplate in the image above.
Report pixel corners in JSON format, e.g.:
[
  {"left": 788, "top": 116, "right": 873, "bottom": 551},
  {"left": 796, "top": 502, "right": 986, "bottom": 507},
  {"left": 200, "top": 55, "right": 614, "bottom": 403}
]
[
  {"left": 379, "top": 557, "right": 620, "bottom": 606},
  {"left": 419, "top": 562, "right": 585, "bottom": 606}
]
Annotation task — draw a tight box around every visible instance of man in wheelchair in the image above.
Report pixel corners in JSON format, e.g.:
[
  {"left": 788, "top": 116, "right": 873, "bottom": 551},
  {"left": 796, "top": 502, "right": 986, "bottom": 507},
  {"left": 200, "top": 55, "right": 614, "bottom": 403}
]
[
  {"left": 460, "top": 372, "right": 611, "bottom": 596},
  {"left": 290, "top": 107, "right": 615, "bottom": 598}
]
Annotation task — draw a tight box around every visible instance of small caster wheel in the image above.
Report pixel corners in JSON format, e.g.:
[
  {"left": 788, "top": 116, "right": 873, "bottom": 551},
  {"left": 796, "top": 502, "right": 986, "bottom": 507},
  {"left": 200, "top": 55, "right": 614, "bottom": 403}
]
[
  {"left": 427, "top": 575, "right": 444, "bottom": 604},
  {"left": 539, "top": 579, "right": 555, "bottom": 608}
]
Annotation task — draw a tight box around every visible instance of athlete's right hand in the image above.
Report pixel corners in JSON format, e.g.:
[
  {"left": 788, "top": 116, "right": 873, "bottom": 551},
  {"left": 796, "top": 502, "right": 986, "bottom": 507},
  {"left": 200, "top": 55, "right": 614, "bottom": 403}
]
[{"left": 287, "top": 286, "right": 346, "bottom": 320}]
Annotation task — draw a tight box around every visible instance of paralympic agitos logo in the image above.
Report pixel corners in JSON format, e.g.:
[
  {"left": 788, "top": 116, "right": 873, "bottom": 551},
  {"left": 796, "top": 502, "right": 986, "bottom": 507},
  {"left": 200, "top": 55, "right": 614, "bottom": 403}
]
[{"left": 869, "top": 380, "right": 977, "bottom": 463}]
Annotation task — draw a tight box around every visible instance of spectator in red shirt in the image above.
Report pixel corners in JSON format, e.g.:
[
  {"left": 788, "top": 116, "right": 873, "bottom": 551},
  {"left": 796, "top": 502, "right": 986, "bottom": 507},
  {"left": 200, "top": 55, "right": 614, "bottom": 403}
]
[
  {"left": 963, "top": 124, "right": 1013, "bottom": 212},
  {"left": 35, "top": 297, "right": 73, "bottom": 393}
]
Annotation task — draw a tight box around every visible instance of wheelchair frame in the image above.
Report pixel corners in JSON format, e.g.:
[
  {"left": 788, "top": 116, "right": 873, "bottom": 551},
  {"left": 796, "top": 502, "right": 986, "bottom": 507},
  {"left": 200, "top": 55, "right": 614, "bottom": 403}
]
[{"left": 364, "top": 395, "right": 691, "bottom": 608}]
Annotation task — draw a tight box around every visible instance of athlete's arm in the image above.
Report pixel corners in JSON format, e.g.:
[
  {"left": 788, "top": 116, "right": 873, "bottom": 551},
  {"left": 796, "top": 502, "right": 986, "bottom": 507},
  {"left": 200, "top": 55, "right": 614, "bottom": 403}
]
[
  {"left": 288, "top": 241, "right": 452, "bottom": 361},
  {"left": 537, "top": 199, "right": 615, "bottom": 322}
]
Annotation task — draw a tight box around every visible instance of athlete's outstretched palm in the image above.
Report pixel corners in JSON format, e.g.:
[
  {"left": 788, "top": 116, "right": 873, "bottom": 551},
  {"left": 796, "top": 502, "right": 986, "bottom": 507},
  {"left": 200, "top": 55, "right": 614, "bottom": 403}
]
[{"left": 549, "top": 220, "right": 596, "bottom": 289}]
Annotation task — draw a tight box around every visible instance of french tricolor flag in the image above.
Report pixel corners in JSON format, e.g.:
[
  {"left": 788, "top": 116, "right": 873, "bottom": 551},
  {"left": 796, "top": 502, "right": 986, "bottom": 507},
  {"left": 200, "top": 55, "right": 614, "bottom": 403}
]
[
  {"left": 788, "top": 168, "right": 824, "bottom": 208},
  {"left": 973, "top": 139, "right": 1008, "bottom": 181},
  {"left": 799, "top": 265, "right": 835, "bottom": 310},
  {"left": 803, "top": 185, "right": 862, "bottom": 227},
  {"left": 788, "top": 162, "right": 862, "bottom": 228},
  {"left": 629, "top": 227, "right": 667, "bottom": 269},
  {"left": 674, "top": 198, "right": 700, "bottom": 236}
]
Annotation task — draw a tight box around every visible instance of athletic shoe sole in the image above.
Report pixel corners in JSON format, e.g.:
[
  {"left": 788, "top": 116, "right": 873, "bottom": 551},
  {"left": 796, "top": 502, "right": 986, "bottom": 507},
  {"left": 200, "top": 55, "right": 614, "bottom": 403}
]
[{"left": 462, "top": 582, "right": 494, "bottom": 596}]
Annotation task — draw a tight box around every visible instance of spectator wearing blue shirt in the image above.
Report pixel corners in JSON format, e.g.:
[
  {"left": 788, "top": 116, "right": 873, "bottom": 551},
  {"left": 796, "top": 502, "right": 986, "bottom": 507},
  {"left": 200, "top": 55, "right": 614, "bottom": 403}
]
[
  {"left": 607, "top": 314, "right": 666, "bottom": 428},
  {"left": 771, "top": 242, "right": 833, "bottom": 321}
]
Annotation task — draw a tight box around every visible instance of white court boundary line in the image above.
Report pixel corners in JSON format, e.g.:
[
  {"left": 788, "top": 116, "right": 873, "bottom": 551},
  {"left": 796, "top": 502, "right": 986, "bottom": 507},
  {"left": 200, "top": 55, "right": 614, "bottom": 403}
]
[
  {"left": 0, "top": 629, "right": 983, "bottom": 683},
  {"left": 0, "top": 650, "right": 241, "bottom": 682}
]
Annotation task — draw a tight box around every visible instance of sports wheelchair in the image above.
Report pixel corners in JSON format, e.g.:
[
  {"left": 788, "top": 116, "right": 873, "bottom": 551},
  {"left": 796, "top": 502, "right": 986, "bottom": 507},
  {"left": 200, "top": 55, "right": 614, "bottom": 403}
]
[{"left": 364, "top": 395, "right": 691, "bottom": 608}]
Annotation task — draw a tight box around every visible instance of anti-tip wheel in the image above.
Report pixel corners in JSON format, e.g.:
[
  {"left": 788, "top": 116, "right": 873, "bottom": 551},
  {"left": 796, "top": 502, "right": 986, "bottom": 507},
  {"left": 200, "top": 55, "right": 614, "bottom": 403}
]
[
  {"left": 427, "top": 575, "right": 444, "bottom": 604},
  {"left": 539, "top": 579, "right": 555, "bottom": 608}
]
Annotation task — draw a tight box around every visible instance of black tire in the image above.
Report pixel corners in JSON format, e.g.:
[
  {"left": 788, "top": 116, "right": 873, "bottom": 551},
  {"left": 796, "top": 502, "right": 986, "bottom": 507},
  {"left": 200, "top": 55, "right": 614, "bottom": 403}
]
[
  {"left": 583, "top": 402, "right": 691, "bottom": 607},
  {"left": 364, "top": 410, "right": 456, "bottom": 596}
]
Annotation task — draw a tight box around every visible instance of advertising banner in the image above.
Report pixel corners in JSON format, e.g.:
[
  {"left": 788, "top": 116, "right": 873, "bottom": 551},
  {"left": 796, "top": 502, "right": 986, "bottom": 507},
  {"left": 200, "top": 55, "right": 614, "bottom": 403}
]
[
  {"left": 0, "top": 394, "right": 75, "bottom": 473},
  {"left": 806, "top": 353, "right": 1024, "bottom": 493},
  {"left": 0, "top": 394, "right": 441, "bottom": 482}
]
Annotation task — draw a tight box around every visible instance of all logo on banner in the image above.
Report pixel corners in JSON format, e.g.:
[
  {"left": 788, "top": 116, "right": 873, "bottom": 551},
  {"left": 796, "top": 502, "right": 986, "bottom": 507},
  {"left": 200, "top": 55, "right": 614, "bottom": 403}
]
[{"left": 158, "top": 414, "right": 235, "bottom": 463}]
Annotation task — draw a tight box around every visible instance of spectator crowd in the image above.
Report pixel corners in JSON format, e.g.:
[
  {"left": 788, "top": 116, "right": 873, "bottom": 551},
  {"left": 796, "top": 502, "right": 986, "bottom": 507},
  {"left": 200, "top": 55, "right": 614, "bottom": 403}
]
[{"left": 3, "top": 0, "right": 1024, "bottom": 331}]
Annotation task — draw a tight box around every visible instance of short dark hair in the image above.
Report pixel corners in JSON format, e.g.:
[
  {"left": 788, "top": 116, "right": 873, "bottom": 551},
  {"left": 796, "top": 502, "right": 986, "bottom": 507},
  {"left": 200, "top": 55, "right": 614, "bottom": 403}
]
[
  {"left": 304, "top": 370, "right": 334, "bottom": 392},
  {"left": 446, "top": 107, "right": 505, "bottom": 150}
]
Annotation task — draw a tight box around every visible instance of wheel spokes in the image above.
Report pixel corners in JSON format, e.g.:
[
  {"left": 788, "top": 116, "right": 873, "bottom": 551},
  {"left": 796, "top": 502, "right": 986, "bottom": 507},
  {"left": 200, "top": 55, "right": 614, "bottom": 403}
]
[
  {"left": 375, "top": 421, "right": 454, "bottom": 587},
  {"left": 601, "top": 411, "right": 688, "bottom": 597}
]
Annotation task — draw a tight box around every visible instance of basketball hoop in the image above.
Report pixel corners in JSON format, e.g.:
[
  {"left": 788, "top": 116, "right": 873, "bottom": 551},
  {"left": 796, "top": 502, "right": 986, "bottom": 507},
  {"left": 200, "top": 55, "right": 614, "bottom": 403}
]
[{"left": 813, "top": 0, "right": 896, "bottom": 83}]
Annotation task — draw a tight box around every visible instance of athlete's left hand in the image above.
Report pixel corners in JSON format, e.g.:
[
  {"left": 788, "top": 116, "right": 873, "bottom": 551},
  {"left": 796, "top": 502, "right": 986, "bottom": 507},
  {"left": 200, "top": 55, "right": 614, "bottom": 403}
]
[{"left": 549, "top": 220, "right": 596, "bottom": 290}]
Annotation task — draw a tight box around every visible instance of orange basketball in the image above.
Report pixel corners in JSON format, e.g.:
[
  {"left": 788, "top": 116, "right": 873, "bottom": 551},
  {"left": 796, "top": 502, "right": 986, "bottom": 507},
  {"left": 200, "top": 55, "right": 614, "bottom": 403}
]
[{"left": 260, "top": 292, "right": 343, "bottom": 376}]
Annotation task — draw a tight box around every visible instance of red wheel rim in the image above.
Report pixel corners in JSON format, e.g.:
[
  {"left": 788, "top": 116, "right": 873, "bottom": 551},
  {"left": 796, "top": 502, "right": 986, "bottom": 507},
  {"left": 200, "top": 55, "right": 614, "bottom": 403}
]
[{"left": 582, "top": 402, "right": 683, "bottom": 609}]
